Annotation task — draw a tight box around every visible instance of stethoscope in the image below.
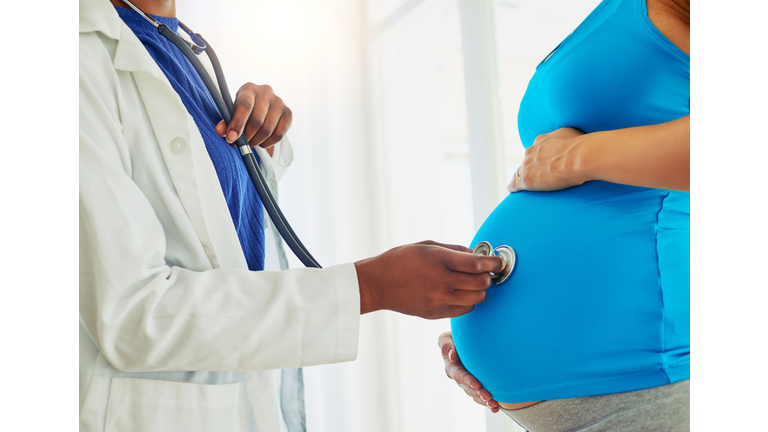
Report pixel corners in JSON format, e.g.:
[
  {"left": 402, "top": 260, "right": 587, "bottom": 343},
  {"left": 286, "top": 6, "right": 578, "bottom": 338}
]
[
  {"left": 471, "top": 242, "right": 516, "bottom": 285},
  {"left": 120, "top": 0, "right": 517, "bottom": 284},
  {"left": 121, "top": 0, "right": 321, "bottom": 268}
]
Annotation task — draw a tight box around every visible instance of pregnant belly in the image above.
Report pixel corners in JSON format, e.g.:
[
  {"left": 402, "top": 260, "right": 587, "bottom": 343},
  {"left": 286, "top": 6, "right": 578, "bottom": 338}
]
[{"left": 450, "top": 181, "right": 674, "bottom": 403}]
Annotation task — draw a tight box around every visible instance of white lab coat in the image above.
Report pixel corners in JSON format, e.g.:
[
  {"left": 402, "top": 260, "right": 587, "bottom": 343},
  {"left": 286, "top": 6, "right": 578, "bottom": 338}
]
[{"left": 79, "top": 0, "right": 360, "bottom": 430}]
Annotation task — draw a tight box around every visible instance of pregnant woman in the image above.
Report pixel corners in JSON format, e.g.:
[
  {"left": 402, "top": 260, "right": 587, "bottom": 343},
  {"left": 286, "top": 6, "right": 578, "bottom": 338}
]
[{"left": 440, "top": 0, "right": 690, "bottom": 430}]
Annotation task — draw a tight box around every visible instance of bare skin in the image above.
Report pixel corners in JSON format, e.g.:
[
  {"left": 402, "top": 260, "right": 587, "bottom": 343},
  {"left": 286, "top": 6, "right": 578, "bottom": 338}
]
[
  {"left": 111, "top": 0, "right": 506, "bottom": 320},
  {"left": 111, "top": 0, "right": 291, "bottom": 156},
  {"left": 508, "top": 0, "right": 690, "bottom": 195},
  {"left": 356, "top": 242, "right": 503, "bottom": 318},
  {"left": 443, "top": 0, "right": 690, "bottom": 412},
  {"left": 110, "top": 0, "right": 175, "bottom": 17}
]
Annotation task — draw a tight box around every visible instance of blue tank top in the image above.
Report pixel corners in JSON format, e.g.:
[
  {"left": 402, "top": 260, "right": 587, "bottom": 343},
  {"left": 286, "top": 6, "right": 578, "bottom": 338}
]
[{"left": 450, "top": 0, "right": 689, "bottom": 403}]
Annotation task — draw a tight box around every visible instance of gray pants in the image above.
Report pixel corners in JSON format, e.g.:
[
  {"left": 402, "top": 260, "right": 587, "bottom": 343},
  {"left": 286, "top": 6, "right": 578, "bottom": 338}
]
[{"left": 499, "top": 380, "right": 690, "bottom": 432}]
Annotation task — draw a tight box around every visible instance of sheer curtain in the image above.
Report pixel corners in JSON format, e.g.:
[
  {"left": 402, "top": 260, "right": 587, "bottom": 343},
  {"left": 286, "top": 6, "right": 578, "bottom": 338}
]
[{"left": 175, "top": 1, "right": 597, "bottom": 431}]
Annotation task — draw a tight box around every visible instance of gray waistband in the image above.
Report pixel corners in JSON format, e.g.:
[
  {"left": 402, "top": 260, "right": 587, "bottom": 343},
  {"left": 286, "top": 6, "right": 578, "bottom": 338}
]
[{"left": 499, "top": 380, "right": 690, "bottom": 432}]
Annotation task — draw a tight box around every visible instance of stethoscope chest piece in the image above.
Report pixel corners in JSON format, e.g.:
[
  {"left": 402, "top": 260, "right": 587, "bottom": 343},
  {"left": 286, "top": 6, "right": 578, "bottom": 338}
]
[{"left": 472, "top": 241, "right": 516, "bottom": 285}]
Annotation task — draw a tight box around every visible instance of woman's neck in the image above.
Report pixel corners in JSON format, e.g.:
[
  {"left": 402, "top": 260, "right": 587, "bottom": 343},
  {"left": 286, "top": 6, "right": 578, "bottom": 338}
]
[
  {"left": 111, "top": 0, "right": 176, "bottom": 18},
  {"left": 647, "top": 0, "right": 690, "bottom": 55},
  {"left": 662, "top": 0, "right": 690, "bottom": 25}
]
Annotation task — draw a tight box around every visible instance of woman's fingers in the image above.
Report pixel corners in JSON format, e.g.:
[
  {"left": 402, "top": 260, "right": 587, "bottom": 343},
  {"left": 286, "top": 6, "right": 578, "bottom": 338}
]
[
  {"left": 507, "top": 164, "right": 525, "bottom": 193},
  {"left": 438, "top": 332, "right": 498, "bottom": 412},
  {"left": 457, "top": 383, "right": 499, "bottom": 410},
  {"left": 507, "top": 126, "right": 587, "bottom": 193},
  {"left": 446, "top": 358, "right": 482, "bottom": 389},
  {"left": 458, "top": 383, "right": 486, "bottom": 405},
  {"left": 440, "top": 332, "right": 482, "bottom": 389},
  {"left": 438, "top": 332, "right": 456, "bottom": 361}
]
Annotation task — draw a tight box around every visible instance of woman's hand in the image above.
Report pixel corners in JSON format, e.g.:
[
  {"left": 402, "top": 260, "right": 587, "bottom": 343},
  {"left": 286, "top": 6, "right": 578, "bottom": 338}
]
[
  {"left": 214, "top": 83, "right": 292, "bottom": 152},
  {"left": 508, "top": 117, "right": 690, "bottom": 193},
  {"left": 438, "top": 332, "right": 500, "bottom": 413},
  {"left": 507, "top": 127, "right": 587, "bottom": 193}
]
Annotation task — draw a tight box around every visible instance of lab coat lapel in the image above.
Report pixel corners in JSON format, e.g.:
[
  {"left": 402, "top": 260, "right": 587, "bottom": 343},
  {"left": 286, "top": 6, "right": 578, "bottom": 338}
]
[
  {"left": 82, "top": 0, "right": 220, "bottom": 264},
  {"left": 130, "top": 74, "right": 220, "bottom": 266},
  {"left": 113, "top": 30, "right": 223, "bottom": 269},
  {"left": 82, "top": 4, "right": 285, "bottom": 429}
]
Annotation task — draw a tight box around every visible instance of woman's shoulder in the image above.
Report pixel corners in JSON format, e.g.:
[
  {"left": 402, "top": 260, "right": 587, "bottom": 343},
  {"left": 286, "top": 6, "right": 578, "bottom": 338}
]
[{"left": 645, "top": 0, "right": 690, "bottom": 56}]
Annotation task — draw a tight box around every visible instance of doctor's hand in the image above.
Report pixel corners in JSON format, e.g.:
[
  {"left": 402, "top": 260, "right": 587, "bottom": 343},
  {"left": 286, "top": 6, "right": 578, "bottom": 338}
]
[
  {"left": 355, "top": 241, "right": 503, "bottom": 319},
  {"left": 507, "top": 127, "right": 588, "bottom": 193},
  {"left": 438, "top": 332, "right": 500, "bottom": 413},
  {"left": 215, "top": 83, "right": 292, "bottom": 153}
]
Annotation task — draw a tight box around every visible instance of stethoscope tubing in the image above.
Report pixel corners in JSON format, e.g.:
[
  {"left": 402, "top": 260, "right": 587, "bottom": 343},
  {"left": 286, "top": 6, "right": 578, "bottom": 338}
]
[
  {"left": 120, "top": 0, "right": 520, "bottom": 281},
  {"left": 157, "top": 24, "right": 322, "bottom": 269}
]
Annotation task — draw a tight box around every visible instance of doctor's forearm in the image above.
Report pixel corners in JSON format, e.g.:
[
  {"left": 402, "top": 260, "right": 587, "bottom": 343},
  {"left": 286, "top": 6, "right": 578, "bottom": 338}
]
[
  {"left": 354, "top": 242, "right": 503, "bottom": 319},
  {"left": 574, "top": 116, "right": 690, "bottom": 192}
]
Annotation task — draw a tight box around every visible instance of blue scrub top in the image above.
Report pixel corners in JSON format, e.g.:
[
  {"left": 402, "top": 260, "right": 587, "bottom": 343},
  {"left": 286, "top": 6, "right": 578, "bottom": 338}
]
[{"left": 115, "top": 7, "right": 266, "bottom": 271}]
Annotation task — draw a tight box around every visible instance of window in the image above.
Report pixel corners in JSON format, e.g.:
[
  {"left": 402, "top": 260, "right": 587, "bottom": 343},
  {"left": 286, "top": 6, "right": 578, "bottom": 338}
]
[{"left": 177, "top": 1, "right": 601, "bottom": 431}]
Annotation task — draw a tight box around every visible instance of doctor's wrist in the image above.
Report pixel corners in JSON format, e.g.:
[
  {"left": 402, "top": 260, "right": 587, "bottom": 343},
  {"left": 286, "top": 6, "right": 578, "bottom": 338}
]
[{"left": 354, "top": 258, "right": 382, "bottom": 315}]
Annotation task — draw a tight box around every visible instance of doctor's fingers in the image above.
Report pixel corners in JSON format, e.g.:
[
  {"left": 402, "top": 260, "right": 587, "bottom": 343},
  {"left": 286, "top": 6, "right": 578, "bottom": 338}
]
[
  {"left": 227, "top": 91, "right": 269, "bottom": 144},
  {"left": 416, "top": 240, "right": 473, "bottom": 254},
  {"left": 249, "top": 107, "right": 292, "bottom": 148},
  {"left": 223, "top": 83, "right": 276, "bottom": 144},
  {"left": 443, "top": 251, "right": 504, "bottom": 276},
  {"left": 448, "top": 284, "right": 489, "bottom": 305}
]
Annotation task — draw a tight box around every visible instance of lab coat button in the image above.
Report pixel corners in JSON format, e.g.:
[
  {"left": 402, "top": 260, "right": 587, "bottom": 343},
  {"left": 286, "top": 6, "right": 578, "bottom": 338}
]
[
  {"left": 171, "top": 137, "right": 188, "bottom": 155},
  {"left": 203, "top": 244, "right": 215, "bottom": 261}
]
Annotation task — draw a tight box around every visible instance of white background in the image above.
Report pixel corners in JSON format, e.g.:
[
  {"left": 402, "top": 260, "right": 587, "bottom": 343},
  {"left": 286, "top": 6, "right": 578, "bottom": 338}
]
[
  {"left": 3, "top": 0, "right": 765, "bottom": 430},
  {"left": 171, "top": 1, "right": 599, "bottom": 430}
]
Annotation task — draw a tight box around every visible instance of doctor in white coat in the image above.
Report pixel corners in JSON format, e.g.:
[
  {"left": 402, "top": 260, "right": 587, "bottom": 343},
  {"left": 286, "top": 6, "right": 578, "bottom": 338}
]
[{"left": 79, "top": 0, "right": 503, "bottom": 430}]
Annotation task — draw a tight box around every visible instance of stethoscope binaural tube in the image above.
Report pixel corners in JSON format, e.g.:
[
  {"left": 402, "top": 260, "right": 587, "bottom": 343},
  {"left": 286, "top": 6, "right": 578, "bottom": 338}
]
[{"left": 120, "top": 0, "right": 322, "bottom": 268}]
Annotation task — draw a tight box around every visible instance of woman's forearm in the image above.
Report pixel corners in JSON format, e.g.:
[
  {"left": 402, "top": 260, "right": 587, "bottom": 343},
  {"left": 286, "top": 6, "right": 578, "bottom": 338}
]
[{"left": 575, "top": 116, "right": 690, "bottom": 192}]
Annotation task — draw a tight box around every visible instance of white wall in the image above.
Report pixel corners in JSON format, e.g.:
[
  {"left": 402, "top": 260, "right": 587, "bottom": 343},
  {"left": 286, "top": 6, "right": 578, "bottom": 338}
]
[{"left": 176, "top": 1, "right": 599, "bottom": 431}]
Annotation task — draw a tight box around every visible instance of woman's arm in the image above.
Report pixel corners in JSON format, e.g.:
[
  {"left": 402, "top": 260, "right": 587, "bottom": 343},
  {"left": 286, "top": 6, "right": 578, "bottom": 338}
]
[{"left": 507, "top": 115, "right": 690, "bottom": 193}]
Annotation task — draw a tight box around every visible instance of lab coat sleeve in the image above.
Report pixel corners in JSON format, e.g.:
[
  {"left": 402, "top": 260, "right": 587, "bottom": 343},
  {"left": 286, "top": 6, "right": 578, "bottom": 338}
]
[
  {"left": 79, "top": 34, "right": 359, "bottom": 373},
  {"left": 266, "top": 137, "right": 294, "bottom": 182}
]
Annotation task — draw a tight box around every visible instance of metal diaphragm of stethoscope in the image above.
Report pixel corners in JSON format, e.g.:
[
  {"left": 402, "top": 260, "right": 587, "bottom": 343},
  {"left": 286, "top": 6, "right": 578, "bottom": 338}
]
[
  {"left": 472, "top": 241, "right": 516, "bottom": 285},
  {"left": 120, "top": 0, "right": 517, "bottom": 283}
]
